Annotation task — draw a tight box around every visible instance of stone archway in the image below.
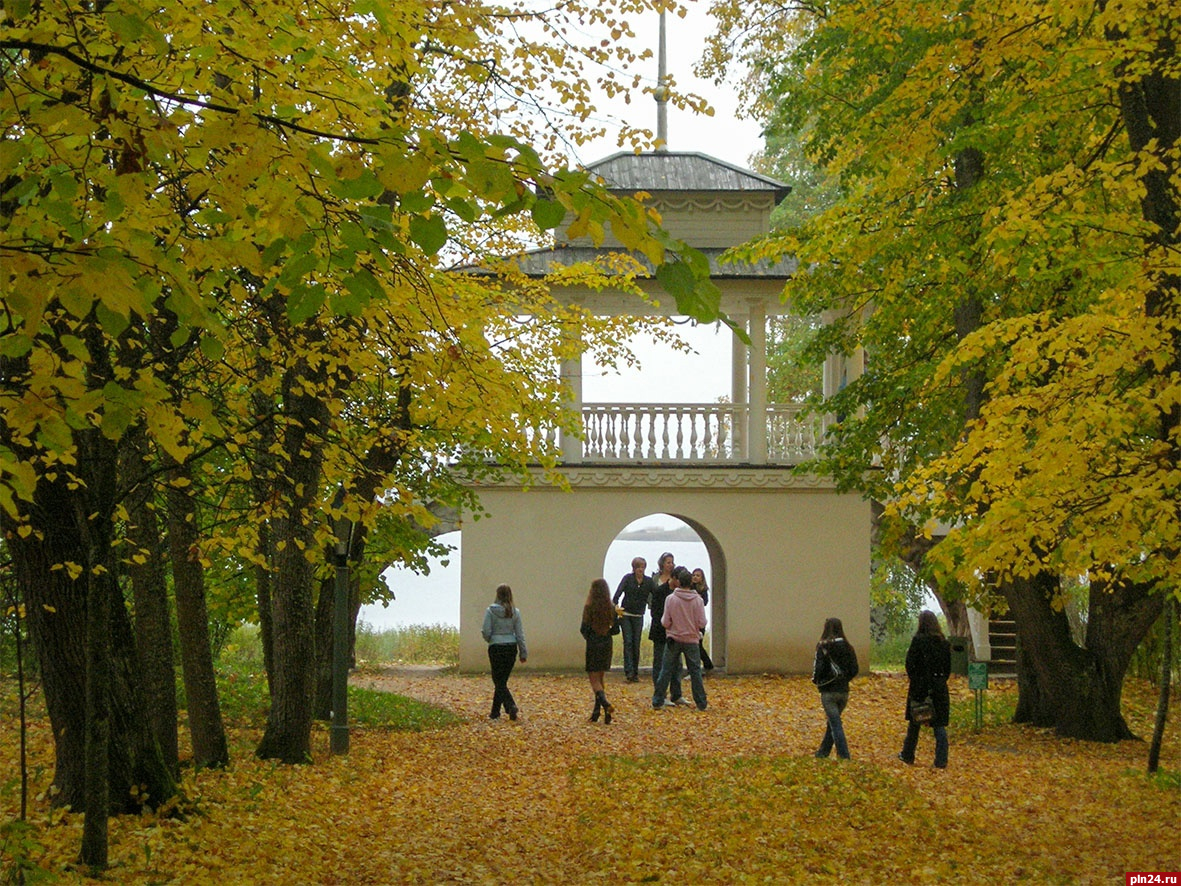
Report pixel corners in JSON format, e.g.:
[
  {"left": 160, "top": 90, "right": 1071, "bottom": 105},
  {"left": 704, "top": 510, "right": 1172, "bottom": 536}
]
[{"left": 600, "top": 513, "right": 729, "bottom": 673}]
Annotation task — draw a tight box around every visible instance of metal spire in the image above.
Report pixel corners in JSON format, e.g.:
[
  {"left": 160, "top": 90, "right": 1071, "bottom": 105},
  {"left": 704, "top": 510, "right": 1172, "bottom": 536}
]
[{"left": 655, "top": 11, "right": 669, "bottom": 151}]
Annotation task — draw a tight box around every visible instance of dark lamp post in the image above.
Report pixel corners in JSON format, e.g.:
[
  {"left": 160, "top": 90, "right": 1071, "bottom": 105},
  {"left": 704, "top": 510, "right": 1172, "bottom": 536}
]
[{"left": 331, "top": 507, "right": 353, "bottom": 755}]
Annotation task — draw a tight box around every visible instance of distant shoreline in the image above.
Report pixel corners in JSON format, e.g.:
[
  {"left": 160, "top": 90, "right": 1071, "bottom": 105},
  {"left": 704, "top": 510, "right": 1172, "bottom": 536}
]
[{"left": 615, "top": 527, "right": 701, "bottom": 542}]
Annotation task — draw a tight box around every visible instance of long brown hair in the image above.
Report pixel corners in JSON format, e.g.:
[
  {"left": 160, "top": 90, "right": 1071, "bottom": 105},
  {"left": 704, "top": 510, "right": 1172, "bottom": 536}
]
[
  {"left": 820, "top": 616, "right": 846, "bottom": 642},
  {"left": 582, "top": 578, "right": 615, "bottom": 636},
  {"left": 916, "top": 609, "right": 944, "bottom": 638},
  {"left": 495, "top": 584, "right": 514, "bottom": 619}
]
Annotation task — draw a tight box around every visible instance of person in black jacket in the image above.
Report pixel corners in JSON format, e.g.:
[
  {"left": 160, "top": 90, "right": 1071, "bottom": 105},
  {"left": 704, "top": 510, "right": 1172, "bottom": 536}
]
[
  {"left": 899, "top": 609, "right": 952, "bottom": 768},
  {"left": 581, "top": 578, "right": 621, "bottom": 723},
  {"left": 612, "top": 557, "right": 654, "bottom": 682},
  {"left": 811, "top": 616, "right": 860, "bottom": 759},
  {"left": 689, "top": 567, "right": 714, "bottom": 671}
]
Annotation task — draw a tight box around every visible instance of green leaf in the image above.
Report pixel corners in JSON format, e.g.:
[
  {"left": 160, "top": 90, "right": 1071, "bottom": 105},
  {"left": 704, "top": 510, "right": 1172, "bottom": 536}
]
[
  {"left": 399, "top": 191, "right": 434, "bottom": 214},
  {"left": 531, "top": 198, "right": 567, "bottom": 230},
  {"left": 95, "top": 302, "right": 129, "bottom": 338},
  {"left": 106, "top": 12, "right": 144, "bottom": 41},
  {"left": 336, "top": 271, "right": 383, "bottom": 315},
  {"left": 286, "top": 284, "right": 326, "bottom": 324},
  {"left": 338, "top": 221, "right": 372, "bottom": 254},
  {"left": 445, "top": 197, "right": 479, "bottom": 223},
  {"left": 199, "top": 335, "right": 225, "bottom": 362},
  {"left": 332, "top": 170, "right": 383, "bottom": 200},
  {"left": 0, "top": 334, "right": 32, "bottom": 359},
  {"left": 409, "top": 214, "right": 447, "bottom": 255}
]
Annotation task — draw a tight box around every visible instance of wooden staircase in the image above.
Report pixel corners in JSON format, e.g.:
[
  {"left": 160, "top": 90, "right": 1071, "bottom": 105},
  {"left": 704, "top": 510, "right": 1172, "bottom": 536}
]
[{"left": 987, "top": 616, "right": 1018, "bottom": 679}]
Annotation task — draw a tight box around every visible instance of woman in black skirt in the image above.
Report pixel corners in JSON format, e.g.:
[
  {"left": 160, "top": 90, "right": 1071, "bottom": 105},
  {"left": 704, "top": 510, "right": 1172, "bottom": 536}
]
[{"left": 581, "top": 578, "right": 621, "bottom": 723}]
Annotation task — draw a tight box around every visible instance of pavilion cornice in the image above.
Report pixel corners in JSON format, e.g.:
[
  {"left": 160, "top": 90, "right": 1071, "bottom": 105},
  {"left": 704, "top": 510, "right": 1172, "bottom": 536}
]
[{"left": 468, "top": 465, "right": 836, "bottom": 490}]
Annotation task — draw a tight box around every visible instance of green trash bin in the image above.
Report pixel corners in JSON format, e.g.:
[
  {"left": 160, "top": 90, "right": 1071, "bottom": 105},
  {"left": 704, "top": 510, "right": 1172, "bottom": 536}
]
[{"left": 949, "top": 636, "right": 969, "bottom": 676}]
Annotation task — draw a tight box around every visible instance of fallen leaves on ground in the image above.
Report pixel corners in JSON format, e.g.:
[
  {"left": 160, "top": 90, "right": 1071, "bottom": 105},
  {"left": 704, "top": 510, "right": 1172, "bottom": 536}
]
[{"left": 3, "top": 671, "right": 1178, "bottom": 884}]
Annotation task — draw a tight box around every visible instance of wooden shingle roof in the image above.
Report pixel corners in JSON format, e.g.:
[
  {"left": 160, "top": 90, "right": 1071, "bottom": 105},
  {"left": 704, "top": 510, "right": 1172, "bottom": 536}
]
[{"left": 586, "top": 151, "right": 791, "bottom": 203}]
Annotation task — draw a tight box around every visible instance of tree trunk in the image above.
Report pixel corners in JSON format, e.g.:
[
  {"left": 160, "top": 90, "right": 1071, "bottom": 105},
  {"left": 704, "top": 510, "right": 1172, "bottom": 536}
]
[
  {"left": 256, "top": 524, "right": 276, "bottom": 696},
  {"left": 123, "top": 430, "right": 180, "bottom": 776},
  {"left": 255, "top": 389, "right": 328, "bottom": 763},
  {"left": 313, "top": 571, "right": 335, "bottom": 721},
  {"left": 877, "top": 502, "right": 972, "bottom": 641},
  {"left": 1006, "top": 572, "right": 1162, "bottom": 741},
  {"left": 166, "top": 460, "right": 229, "bottom": 769},
  {"left": 1147, "top": 597, "right": 1174, "bottom": 773},
  {"left": 80, "top": 500, "right": 112, "bottom": 871},
  {"left": 9, "top": 473, "right": 176, "bottom": 815}
]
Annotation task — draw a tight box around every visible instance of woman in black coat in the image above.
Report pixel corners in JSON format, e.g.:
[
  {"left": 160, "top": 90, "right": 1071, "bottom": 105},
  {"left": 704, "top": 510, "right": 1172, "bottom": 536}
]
[
  {"left": 581, "top": 578, "right": 621, "bottom": 723},
  {"left": 899, "top": 609, "right": 952, "bottom": 768}
]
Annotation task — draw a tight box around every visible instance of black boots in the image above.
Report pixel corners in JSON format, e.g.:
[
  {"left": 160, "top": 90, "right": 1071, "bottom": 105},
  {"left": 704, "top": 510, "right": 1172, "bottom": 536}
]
[{"left": 594, "top": 690, "right": 614, "bottom": 724}]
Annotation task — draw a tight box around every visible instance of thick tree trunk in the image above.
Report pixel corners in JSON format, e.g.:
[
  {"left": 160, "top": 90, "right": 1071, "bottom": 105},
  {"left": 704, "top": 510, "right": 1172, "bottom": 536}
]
[
  {"left": 123, "top": 436, "right": 180, "bottom": 777},
  {"left": 1006, "top": 572, "right": 1162, "bottom": 741},
  {"left": 166, "top": 461, "right": 229, "bottom": 769},
  {"left": 9, "top": 472, "right": 176, "bottom": 813},
  {"left": 255, "top": 390, "right": 327, "bottom": 763},
  {"left": 122, "top": 430, "right": 182, "bottom": 776}
]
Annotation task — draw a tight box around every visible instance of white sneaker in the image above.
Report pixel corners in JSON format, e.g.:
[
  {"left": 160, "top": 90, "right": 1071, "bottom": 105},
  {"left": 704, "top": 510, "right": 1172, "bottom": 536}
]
[{"left": 673, "top": 698, "right": 693, "bottom": 707}]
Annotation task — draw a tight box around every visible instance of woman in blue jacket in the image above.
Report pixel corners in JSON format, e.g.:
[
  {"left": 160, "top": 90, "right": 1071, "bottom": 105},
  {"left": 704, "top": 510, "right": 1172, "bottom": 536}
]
[{"left": 481, "top": 584, "right": 527, "bottom": 720}]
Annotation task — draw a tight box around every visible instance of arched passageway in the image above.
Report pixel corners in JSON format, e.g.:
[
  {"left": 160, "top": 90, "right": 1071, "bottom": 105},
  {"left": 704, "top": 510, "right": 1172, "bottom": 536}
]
[{"left": 601, "top": 514, "right": 727, "bottom": 672}]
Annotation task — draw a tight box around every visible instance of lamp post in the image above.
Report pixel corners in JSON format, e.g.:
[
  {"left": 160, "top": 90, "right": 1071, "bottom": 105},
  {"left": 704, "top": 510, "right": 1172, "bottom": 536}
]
[{"left": 331, "top": 503, "right": 353, "bottom": 755}]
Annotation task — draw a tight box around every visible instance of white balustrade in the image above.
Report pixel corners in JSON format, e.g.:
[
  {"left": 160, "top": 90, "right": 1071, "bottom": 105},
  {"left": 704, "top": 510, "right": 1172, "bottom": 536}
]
[
  {"left": 574, "top": 403, "right": 820, "bottom": 464},
  {"left": 765, "top": 404, "right": 821, "bottom": 463}
]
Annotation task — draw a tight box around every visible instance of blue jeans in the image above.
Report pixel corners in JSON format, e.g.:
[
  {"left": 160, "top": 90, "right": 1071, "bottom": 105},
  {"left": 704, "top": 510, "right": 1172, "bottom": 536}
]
[
  {"left": 816, "top": 691, "right": 850, "bottom": 759},
  {"left": 650, "top": 638, "right": 681, "bottom": 699},
  {"left": 620, "top": 616, "right": 643, "bottom": 678},
  {"left": 901, "top": 721, "right": 948, "bottom": 768},
  {"left": 654, "top": 640, "right": 707, "bottom": 710}
]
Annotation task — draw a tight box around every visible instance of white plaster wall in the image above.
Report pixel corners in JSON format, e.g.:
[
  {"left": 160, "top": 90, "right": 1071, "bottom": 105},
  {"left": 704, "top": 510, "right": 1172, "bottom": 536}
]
[{"left": 459, "top": 471, "right": 870, "bottom": 675}]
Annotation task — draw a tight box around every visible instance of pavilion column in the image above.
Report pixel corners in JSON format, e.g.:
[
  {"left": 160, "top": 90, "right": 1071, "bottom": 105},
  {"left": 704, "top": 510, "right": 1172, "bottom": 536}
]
[
  {"left": 731, "top": 317, "right": 748, "bottom": 460},
  {"left": 559, "top": 321, "right": 584, "bottom": 464},
  {"left": 747, "top": 298, "right": 767, "bottom": 464}
]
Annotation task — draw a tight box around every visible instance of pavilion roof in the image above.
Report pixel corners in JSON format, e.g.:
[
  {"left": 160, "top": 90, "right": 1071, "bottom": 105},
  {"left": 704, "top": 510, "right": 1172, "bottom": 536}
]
[{"left": 585, "top": 151, "right": 791, "bottom": 204}]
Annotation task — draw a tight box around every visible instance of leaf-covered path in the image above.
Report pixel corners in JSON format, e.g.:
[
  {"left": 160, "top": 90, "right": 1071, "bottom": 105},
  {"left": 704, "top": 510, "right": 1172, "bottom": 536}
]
[{"left": 14, "top": 671, "right": 1181, "bottom": 883}]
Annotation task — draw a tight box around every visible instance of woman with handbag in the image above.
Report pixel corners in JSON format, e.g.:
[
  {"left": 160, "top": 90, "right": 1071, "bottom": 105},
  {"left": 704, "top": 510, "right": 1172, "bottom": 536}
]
[
  {"left": 581, "top": 578, "right": 621, "bottom": 723},
  {"left": 899, "top": 609, "right": 952, "bottom": 768},
  {"left": 811, "top": 616, "right": 860, "bottom": 759}
]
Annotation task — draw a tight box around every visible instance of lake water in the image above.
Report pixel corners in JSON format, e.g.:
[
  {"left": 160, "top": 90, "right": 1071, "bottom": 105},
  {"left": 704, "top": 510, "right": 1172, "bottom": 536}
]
[{"left": 359, "top": 525, "right": 711, "bottom": 631}]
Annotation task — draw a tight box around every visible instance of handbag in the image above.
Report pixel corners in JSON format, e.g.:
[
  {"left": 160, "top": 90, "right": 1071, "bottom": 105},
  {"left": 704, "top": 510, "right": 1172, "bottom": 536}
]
[
  {"left": 815, "top": 652, "right": 844, "bottom": 687},
  {"left": 909, "top": 694, "right": 935, "bottom": 724}
]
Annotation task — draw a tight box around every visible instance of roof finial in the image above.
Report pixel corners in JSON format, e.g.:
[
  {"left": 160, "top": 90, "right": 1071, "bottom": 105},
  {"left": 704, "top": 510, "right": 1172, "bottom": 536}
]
[{"left": 654, "top": 10, "right": 669, "bottom": 152}]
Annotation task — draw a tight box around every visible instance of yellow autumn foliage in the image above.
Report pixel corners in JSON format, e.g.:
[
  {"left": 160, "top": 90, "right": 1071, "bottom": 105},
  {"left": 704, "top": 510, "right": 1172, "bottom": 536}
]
[{"left": 3, "top": 671, "right": 1177, "bottom": 883}]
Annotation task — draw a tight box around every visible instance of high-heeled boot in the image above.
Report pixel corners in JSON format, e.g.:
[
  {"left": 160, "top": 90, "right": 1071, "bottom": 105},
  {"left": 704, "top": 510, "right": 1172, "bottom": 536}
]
[
  {"left": 596, "top": 690, "right": 614, "bottom": 725},
  {"left": 590, "top": 696, "right": 601, "bottom": 722}
]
